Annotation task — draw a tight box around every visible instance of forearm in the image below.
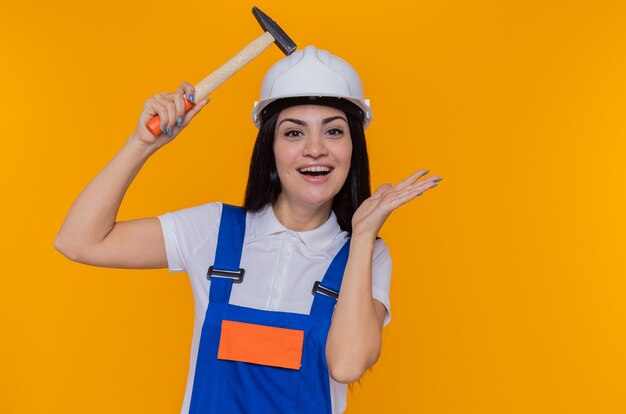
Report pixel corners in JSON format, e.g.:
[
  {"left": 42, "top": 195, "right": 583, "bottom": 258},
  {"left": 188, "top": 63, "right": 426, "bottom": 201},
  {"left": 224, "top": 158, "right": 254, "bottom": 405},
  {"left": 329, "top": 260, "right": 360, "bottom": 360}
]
[
  {"left": 325, "top": 236, "right": 381, "bottom": 383},
  {"left": 54, "top": 135, "right": 156, "bottom": 257}
]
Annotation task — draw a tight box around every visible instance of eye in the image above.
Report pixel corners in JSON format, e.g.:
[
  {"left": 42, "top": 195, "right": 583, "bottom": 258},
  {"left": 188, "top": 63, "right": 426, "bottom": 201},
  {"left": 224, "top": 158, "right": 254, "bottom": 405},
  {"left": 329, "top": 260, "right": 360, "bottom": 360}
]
[
  {"left": 284, "top": 129, "right": 303, "bottom": 138},
  {"left": 326, "top": 128, "right": 344, "bottom": 137}
]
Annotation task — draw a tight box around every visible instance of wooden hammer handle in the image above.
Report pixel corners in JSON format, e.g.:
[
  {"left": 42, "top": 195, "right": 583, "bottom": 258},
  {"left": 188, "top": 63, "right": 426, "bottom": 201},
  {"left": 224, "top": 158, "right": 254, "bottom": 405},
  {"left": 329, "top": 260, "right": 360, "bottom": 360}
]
[{"left": 146, "top": 31, "right": 275, "bottom": 137}]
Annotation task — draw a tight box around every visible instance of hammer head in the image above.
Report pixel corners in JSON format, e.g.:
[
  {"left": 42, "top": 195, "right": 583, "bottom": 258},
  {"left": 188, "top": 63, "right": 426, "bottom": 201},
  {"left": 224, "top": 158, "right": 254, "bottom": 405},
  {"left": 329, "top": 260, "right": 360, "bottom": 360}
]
[{"left": 252, "top": 6, "right": 297, "bottom": 56}]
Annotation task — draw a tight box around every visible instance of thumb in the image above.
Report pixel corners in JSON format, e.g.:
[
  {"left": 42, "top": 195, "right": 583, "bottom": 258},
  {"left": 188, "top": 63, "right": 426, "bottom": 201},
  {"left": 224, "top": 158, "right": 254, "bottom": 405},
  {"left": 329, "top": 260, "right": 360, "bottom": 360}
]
[{"left": 372, "top": 183, "right": 392, "bottom": 199}]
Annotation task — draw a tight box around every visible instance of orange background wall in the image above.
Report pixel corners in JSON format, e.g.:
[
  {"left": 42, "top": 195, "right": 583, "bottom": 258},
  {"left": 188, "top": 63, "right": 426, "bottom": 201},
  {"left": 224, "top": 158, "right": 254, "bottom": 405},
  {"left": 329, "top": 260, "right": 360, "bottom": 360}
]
[{"left": 2, "top": 1, "right": 626, "bottom": 413}]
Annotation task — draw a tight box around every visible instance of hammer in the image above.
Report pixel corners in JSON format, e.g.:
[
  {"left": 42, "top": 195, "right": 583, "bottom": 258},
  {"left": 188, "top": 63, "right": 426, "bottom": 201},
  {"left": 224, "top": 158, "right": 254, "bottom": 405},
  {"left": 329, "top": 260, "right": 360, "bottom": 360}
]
[{"left": 146, "top": 6, "right": 296, "bottom": 136}]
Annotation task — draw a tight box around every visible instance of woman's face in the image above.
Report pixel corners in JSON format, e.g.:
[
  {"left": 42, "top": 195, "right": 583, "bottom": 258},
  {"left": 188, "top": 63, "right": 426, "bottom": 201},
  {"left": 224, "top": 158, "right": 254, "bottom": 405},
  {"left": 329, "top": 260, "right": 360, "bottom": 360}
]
[{"left": 273, "top": 105, "right": 353, "bottom": 210}]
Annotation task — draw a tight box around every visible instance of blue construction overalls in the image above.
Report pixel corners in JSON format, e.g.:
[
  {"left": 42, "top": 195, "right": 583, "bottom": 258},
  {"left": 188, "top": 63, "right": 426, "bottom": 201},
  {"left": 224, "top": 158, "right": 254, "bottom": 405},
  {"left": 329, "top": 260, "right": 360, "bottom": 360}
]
[{"left": 188, "top": 204, "right": 350, "bottom": 413}]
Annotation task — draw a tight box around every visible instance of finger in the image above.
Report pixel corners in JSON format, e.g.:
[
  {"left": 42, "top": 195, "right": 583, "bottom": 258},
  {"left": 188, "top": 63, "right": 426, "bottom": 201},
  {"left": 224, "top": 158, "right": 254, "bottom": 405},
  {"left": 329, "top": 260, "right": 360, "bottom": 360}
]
[
  {"left": 422, "top": 182, "right": 439, "bottom": 192},
  {"left": 398, "top": 181, "right": 437, "bottom": 200},
  {"left": 155, "top": 94, "right": 176, "bottom": 135},
  {"left": 381, "top": 182, "right": 432, "bottom": 208},
  {"left": 172, "top": 91, "right": 186, "bottom": 128},
  {"left": 378, "top": 176, "right": 430, "bottom": 203},
  {"left": 395, "top": 169, "right": 430, "bottom": 191},
  {"left": 384, "top": 186, "right": 428, "bottom": 210},
  {"left": 401, "top": 175, "right": 440, "bottom": 193},
  {"left": 144, "top": 97, "right": 169, "bottom": 134},
  {"left": 139, "top": 99, "right": 160, "bottom": 134},
  {"left": 141, "top": 97, "right": 159, "bottom": 119},
  {"left": 177, "top": 82, "right": 196, "bottom": 103},
  {"left": 393, "top": 190, "right": 425, "bottom": 208}
]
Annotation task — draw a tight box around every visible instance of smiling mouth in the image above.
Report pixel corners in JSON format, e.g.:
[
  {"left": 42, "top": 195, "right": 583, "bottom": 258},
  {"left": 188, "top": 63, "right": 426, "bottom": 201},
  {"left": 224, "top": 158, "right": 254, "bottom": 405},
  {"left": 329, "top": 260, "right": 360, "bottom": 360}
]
[{"left": 297, "top": 166, "right": 333, "bottom": 177}]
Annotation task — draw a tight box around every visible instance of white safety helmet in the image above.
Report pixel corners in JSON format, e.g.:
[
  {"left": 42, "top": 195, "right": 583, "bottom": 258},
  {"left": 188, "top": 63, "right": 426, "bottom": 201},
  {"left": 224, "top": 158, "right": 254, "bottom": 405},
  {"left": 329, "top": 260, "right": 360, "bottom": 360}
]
[{"left": 252, "top": 45, "right": 372, "bottom": 129}]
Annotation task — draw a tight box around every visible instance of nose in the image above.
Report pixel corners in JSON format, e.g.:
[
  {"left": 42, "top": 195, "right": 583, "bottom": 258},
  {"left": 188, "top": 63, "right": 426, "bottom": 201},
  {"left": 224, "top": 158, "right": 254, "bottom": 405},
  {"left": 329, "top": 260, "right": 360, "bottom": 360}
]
[{"left": 302, "top": 134, "right": 328, "bottom": 158}]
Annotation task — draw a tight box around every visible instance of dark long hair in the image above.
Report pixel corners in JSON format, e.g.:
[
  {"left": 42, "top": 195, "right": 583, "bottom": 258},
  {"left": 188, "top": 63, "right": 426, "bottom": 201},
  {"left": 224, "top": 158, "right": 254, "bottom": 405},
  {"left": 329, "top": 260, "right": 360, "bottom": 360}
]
[{"left": 243, "top": 100, "right": 371, "bottom": 234}]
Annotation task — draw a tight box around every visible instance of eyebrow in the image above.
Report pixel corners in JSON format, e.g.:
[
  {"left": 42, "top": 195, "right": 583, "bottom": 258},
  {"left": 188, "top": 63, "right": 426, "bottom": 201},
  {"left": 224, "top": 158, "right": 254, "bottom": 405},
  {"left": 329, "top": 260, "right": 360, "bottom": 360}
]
[{"left": 278, "top": 116, "right": 348, "bottom": 127}]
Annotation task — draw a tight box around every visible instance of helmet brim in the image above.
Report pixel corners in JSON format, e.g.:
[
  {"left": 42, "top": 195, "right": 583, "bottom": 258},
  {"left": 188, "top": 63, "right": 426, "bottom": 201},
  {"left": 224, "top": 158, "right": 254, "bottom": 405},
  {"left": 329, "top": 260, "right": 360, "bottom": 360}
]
[{"left": 253, "top": 95, "right": 372, "bottom": 129}]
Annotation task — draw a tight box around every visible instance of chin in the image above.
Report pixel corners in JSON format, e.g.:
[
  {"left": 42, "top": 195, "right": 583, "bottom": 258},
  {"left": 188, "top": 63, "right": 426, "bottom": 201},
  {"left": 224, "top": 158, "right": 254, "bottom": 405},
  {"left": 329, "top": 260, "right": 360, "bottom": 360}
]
[
  {"left": 301, "top": 195, "right": 334, "bottom": 208},
  {"left": 296, "top": 190, "right": 337, "bottom": 208}
]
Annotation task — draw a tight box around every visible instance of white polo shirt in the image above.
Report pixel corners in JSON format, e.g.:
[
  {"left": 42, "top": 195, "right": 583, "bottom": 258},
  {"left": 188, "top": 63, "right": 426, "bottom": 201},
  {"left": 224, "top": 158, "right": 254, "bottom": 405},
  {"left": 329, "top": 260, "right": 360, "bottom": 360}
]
[{"left": 158, "top": 202, "right": 392, "bottom": 414}]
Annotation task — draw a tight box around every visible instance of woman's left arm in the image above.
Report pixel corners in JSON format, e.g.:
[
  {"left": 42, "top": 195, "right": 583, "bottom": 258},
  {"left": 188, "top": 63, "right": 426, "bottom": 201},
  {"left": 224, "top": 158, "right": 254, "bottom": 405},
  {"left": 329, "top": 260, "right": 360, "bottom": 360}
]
[{"left": 325, "top": 169, "right": 442, "bottom": 384}]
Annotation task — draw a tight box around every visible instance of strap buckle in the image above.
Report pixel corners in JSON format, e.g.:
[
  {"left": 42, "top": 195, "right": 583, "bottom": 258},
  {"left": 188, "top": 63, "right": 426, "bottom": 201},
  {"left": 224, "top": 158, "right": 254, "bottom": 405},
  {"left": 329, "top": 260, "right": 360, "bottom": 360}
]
[
  {"left": 311, "top": 281, "right": 338, "bottom": 299},
  {"left": 207, "top": 266, "right": 245, "bottom": 284}
]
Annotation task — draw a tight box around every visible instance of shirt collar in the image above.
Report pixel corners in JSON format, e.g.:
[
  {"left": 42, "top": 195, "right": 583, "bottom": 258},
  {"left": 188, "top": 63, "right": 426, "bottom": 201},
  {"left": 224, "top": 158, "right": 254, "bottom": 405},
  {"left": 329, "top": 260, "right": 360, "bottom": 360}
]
[{"left": 253, "top": 204, "right": 344, "bottom": 252}]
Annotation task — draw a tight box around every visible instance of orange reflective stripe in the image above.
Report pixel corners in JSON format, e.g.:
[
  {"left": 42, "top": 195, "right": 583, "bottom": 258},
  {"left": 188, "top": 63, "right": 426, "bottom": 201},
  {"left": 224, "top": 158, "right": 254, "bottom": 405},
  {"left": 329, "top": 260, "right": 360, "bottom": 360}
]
[{"left": 217, "top": 320, "right": 304, "bottom": 370}]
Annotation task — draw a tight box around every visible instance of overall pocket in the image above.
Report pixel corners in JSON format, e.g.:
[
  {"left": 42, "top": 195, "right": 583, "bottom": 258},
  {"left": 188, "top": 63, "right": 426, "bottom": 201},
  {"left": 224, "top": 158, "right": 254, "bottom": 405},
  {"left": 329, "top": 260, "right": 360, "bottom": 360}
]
[
  {"left": 217, "top": 320, "right": 304, "bottom": 369},
  {"left": 215, "top": 319, "right": 306, "bottom": 413}
]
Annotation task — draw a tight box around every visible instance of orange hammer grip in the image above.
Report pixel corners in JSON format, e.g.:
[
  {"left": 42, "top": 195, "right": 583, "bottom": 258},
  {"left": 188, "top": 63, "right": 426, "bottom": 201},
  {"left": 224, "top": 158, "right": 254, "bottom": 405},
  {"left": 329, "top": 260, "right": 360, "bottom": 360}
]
[{"left": 146, "top": 97, "right": 196, "bottom": 137}]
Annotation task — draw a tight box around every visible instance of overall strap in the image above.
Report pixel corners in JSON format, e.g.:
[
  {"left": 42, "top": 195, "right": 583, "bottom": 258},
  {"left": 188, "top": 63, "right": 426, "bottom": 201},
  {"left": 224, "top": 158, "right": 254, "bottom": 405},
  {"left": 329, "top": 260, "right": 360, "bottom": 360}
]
[
  {"left": 309, "top": 238, "right": 351, "bottom": 319},
  {"left": 207, "top": 204, "right": 247, "bottom": 304}
]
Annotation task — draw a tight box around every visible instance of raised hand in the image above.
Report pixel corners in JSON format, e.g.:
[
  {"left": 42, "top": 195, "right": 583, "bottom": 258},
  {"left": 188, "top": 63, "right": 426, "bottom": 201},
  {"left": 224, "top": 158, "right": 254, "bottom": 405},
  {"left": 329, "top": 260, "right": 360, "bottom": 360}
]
[
  {"left": 351, "top": 169, "right": 442, "bottom": 240},
  {"left": 130, "top": 82, "right": 210, "bottom": 150}
]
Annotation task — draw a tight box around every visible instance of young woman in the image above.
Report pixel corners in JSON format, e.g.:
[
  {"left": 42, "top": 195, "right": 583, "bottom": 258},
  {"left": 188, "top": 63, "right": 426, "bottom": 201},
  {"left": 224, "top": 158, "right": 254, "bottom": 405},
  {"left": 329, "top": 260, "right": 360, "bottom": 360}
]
[{"left": 55, "top": 45, "right": 442, "bottom": 414}]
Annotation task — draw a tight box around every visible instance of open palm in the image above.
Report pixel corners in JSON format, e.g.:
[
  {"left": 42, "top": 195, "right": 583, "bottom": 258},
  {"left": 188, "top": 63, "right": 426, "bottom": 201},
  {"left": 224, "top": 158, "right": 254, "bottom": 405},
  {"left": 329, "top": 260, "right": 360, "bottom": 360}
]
[{"left": 351, "top": 169, "right": 441, "bottom": 239}]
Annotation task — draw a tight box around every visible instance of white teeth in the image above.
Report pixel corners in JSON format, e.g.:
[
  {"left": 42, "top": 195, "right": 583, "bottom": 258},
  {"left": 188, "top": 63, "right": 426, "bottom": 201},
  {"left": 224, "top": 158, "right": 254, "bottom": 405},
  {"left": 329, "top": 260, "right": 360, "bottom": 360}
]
[{"left": 298, "top": 166, "right": 331, "bottom": 173}]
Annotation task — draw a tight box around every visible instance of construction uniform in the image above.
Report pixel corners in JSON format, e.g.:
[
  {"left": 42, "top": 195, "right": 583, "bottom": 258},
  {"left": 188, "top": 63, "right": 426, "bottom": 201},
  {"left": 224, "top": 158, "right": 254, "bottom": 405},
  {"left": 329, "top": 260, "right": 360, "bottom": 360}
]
[{"left": 158, "top": 202, "right": 392, "bottom": 413}]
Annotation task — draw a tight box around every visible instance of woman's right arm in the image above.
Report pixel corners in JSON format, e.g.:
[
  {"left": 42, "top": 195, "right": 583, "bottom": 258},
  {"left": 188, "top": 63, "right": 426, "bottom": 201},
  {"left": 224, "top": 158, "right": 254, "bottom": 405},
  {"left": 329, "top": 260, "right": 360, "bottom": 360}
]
[{"left": 54, "top": 82, "right": 209, "bottom": 269}]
